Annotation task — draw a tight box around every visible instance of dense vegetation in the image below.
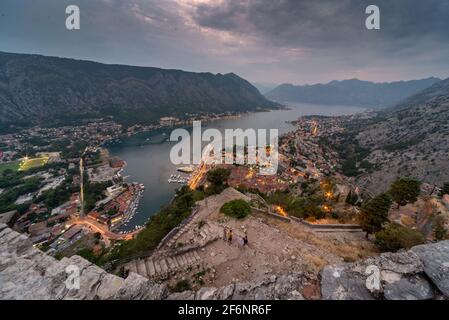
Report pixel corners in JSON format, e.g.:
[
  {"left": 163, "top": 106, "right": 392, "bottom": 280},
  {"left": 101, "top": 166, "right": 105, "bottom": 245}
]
[
  {"left": 0, "top": 52, "right": 276, "bottom": 128},
  {"left": 36, "top": 180, "right": 76, "bottom": 211},
  {"left": 375, "top": 222, "right": 425, "bottom": 252},
  {"left": 220, "top": 199, "right": 251, "bottom": 220},
  {"left": 0, "top": 162, "right": 68, "bottom": 213},
  {"left": 265, "top": 190, "right": 326, "bottom": 220},
  {"left": 0, "top": 177, "right": 41, "bottom": 213},
  {"left": 204, "top": 168, "right": 231, "bottom": 195},
  {"left": 359, "top": 193, "right": 392, "bottom": 236},
  {"left": 389, "top": 177, "right": 421, "bottom": 208},
  {"left": 83, "top": 173, "right": 112, "bottom": 212},
  {"left": 109, "top": 187, "right": 204, "bottom": 262},
  {"left": 320, "top": 132, "right": 371, "bottom": 177}
]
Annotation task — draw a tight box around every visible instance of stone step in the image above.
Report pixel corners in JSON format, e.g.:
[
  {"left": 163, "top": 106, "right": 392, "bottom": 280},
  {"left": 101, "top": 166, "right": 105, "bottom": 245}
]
[
  {"left": 136, "top": 259, "right": 147, "bottom": 276},
  {"left": 134, "top": 250, "right": 204, "bottom": 279},
  {"left": 159, "top": 258, "right": 168, "bottom": 273},
  {"left": 167, "top": 257, "right": 179, "bottom": 270},
  {"left": 145, "top": 259, "right": 156, "bottom": 276},
  {"left": 179, "top": 254, "right": 188, "bottom": 267},
  {"left": 176, "top": 255, "right": 185, "bottom": 267},
  {"left": 313, "top": 228, "right": 364, "bottom": 233},
  {"left": 192, "top": 250, "right": 201, "bottom": 261},
  {"left": 165, "top": 257, "right": 174, "bottom": 270},
  {"left": 153, "top": 260, "right": 162, "bottom": 274},
  {"left": 126, "top": 261, "right": 137, "bottom": 274},
  {"left": 184, "top": 252, "right": 195, "bottom": 265}
]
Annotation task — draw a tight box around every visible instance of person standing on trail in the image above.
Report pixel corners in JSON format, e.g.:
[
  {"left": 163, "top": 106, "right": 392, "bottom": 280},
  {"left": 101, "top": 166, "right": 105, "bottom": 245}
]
[
  {"left": 243, "top": 234, "right": 248, "bottom": 246},
  {"left": 228, "top": 229, "right": 233, "bottom": 243}
]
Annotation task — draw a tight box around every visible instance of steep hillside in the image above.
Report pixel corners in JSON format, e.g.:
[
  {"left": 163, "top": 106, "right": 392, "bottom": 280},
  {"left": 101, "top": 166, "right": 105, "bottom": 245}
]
[
  {"left": 0, "top": 52, "right": 276, "bottom": 127},
  {"left": 353, "top": 78, "right": 449, "bottom": 192}
]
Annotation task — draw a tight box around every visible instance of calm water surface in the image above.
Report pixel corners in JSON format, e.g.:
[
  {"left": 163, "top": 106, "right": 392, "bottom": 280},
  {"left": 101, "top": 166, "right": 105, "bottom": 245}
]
[{"left": 108, "top": 102, "right": 365, "bottom": 231}]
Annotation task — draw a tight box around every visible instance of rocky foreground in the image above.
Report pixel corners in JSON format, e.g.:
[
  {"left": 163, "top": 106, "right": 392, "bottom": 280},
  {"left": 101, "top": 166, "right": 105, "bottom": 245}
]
[{"left": 1, "top": 223, "right": 448, "bottom": 300}]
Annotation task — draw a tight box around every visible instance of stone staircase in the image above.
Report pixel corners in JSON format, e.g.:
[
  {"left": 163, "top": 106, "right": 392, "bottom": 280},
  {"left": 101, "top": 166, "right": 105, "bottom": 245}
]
[
  {"left": 165, "top": 217, "right": 198, "bottom": 249},
  {"left": 197, "top": 222, "right": 222, "bottom": 243},
  {"left": 125, "top": 249, "right": 203, "bottom": 280},
  {"left": 166, "top": 220, "right": 222, "bottom": 249}
]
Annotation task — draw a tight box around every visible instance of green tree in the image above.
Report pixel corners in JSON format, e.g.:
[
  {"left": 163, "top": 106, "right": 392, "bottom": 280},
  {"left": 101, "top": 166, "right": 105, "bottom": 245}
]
[
  {"left": 359, "top": 193, "right": 392, "bottom": 237},
  {"left": 389, "top": 178, "right": 421, "bottom": 208},
  {"left": 206, "top": 168, "right": 231, "bottom": 185},
  {"left": 205, "top": 168, "right": 231, "bottom": 195},
  {"left": 220, "top": 199, "right": 251, "bottom": 219},
  {"left": 375, "top": 222, "right": 425, "bottom": 252}
]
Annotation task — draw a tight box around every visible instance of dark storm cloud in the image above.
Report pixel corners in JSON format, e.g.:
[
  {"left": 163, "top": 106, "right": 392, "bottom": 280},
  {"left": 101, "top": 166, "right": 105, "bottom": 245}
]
[
  {"left": 193, "top": 0, "right": 449, "bottom": 51},
  {"left": 0, "top": 0, "right": 448, "bottom": 84}
]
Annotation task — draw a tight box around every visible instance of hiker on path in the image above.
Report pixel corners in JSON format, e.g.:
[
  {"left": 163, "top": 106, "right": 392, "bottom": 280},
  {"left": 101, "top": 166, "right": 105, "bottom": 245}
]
[
  {"left": 243, "top": 234, "right": 248, "bottom": 246},
  {"left": 228, "top": 229, "right": 233, "bottom": 243}
]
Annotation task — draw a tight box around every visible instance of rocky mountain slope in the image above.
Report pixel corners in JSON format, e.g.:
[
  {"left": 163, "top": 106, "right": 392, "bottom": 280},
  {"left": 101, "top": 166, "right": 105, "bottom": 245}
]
[
  {"left": 266, "top": 78, "right": 440, "bottom": 108},
  {"left": 353, "top": 78, "right": 449, "bottom": 192},
  {"left": 0, "top": 52, "right": 276, "bottom": 127}
]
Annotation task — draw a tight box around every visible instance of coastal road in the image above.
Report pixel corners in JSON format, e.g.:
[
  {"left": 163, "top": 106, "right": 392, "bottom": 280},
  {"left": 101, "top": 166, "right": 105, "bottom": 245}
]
[
  {"left": 188, "top": 143, "right": 215, "bottom": 190},
  {"left": 69, "top": 217, "right": 142, "bottom": 241}
]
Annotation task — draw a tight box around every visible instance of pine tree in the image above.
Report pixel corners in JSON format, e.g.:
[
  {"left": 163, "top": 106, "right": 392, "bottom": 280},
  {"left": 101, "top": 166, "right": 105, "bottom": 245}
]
[
  {"left": 389, "top": 178, "right": 421, "bottom": 208},
  {"left": 360, "top": 193, "right": 393, "bottom": 237}
]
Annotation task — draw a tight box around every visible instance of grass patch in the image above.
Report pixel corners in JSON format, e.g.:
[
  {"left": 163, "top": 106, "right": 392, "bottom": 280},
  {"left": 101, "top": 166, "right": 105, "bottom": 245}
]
[
  {"left": 19, "top": 157, "right": 49, "bottom": 171},
  {"left": 0, "top": 161, "right": 20, "bottom": 174}
]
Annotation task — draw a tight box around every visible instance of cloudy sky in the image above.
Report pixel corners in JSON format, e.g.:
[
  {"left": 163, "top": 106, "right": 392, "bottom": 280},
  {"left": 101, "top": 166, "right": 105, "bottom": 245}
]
[{"left": 1, "top": 0, "right": 448, "bottom": 85}]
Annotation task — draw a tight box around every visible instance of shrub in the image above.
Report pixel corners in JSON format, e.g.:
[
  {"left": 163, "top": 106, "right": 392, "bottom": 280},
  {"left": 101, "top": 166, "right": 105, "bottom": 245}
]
[
  {"left": 375, "top": 223, "right": 425, "bottom": 252},
  {"left": 220, "top": 199, "right": 251, "bottom": 219},
  {"left": 173, "top": 279, "right": 191, "bottom": 292}
]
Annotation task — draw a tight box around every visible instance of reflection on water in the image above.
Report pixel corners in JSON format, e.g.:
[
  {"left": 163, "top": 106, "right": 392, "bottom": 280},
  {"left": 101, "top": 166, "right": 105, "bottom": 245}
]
[{"left": 108, "top": 102, "right": 365, "bottom": 231}]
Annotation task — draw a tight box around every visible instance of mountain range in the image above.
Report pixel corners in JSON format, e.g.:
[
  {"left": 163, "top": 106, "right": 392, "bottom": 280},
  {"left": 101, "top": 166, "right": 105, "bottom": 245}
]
[
  {"left": 266, "top": 78, "right": 441, "bottom": 108},
  {"left": 350, "top": 77, "right": 449, "bottom": 192},
  {"left": 0, "top": 52, "right": 276, "bottom": 128}
]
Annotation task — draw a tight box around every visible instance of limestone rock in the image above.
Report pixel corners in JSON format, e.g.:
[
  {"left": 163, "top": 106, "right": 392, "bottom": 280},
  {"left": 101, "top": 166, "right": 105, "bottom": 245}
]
[
  {"left": 322, "top": 241, "right": 449, "bottom": 300},
  {"left": 411, "top": 241, "right": 449, "bottom": 298},
  {"left": 196, "top": 287, "right": 218, "bottom": 300},
  {"left": 214, "top": 284, "right": 233, "bottom": 300},
  {"left": 321, "top": 265, "right": 374, "bottom": 300},
  {"left": 383, "top": 276, "right": 434, "bottom": 300},
  {"left": 167, "top": 291, "right": 195, "bottom": 300}
]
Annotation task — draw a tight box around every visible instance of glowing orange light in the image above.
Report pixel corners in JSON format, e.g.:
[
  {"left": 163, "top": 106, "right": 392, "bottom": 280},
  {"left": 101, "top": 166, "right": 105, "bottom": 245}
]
[{"left": 275, "top": 205, "right": 288, "bottom": 217}]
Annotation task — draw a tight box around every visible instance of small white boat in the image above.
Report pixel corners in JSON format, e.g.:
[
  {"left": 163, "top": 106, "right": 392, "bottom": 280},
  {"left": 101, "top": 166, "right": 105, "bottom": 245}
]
[{"left": 177, "top": 166, "right": 195, "bottom": 173}]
